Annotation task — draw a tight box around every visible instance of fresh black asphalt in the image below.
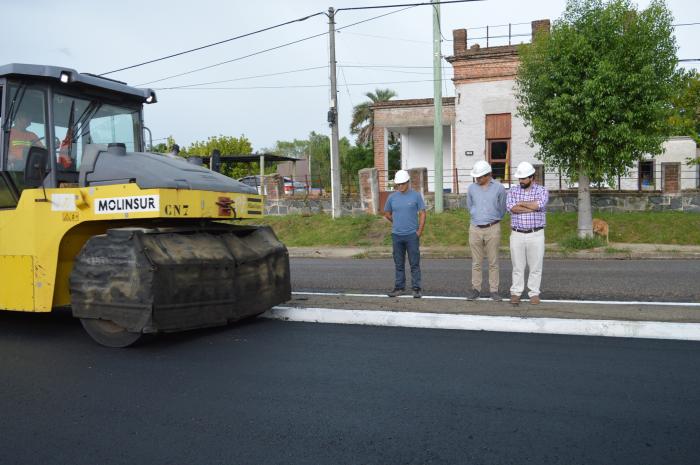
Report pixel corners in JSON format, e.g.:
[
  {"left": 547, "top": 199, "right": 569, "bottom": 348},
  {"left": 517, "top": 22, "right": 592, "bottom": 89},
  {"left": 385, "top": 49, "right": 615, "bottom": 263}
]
[
  {"left": 290, "top": 258, "right": 700, "bottom": 302},
  {"left": 1, "top": 310, "right": 699, "bottom": 465}
]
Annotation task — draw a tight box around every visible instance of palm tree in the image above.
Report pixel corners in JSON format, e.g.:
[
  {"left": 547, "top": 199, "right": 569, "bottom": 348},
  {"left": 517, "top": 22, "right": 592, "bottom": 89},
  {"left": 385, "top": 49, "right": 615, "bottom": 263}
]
[{"left": 350, "top": 88, "right": 397, "bottom": 146}]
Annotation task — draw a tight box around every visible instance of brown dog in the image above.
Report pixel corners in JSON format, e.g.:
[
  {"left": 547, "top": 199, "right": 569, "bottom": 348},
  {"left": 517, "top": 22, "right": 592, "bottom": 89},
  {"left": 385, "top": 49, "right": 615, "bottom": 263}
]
[{"left": 592, "top": 219, "right": 609, "bottom": 244}]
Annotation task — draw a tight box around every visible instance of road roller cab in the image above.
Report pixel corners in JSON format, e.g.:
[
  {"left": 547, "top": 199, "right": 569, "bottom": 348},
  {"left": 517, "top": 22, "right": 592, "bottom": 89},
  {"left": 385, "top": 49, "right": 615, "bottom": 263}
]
[{"left": 0, "top": 64, "right": 291, "bottom": 347}]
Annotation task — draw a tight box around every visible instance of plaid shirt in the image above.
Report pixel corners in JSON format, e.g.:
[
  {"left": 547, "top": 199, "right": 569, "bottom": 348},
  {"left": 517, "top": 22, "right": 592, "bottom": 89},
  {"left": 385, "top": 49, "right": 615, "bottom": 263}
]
[{"left": 506, "top": 183, "right": 549, "bottom": 230}]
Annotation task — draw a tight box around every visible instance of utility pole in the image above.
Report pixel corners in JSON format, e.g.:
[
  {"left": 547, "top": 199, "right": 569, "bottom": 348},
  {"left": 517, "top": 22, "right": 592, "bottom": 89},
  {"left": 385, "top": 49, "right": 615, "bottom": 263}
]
[
  {"left": 432, "top": 0, "right": 444, "bottom": 213},
  {"left": 327, "top": 7, "right": 343, "bottom": 218}
]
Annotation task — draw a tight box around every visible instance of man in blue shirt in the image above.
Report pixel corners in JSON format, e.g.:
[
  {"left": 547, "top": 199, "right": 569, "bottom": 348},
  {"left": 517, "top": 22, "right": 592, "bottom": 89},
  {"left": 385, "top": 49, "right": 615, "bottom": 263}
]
[
  {"left": 384, "top": 170, "right": 426, "bottom": 298},
  {"left": 466, "top": 160, "right": 507, "bottom": 301}
]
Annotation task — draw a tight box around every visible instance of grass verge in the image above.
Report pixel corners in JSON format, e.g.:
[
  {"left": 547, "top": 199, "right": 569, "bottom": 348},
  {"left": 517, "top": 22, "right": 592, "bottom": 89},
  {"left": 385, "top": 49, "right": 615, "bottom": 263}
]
[{"left": 243, "top": 211, "right": 700, "bottom": 247}]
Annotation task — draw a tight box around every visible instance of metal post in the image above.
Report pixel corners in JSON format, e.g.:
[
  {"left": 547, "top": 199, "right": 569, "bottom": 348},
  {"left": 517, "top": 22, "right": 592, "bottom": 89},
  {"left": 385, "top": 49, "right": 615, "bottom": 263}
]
[
  {"left": 259, "top": 154, "right": 265, "bottom": 194},
  {"left": 432, "top": 0, "right": 444, "bottom": 213},
  {"left": 508, "top": 23, "right": 511, "bottom": 46},
  {"left": 328, "top": 7, "right": 343, "bottom": 218}
]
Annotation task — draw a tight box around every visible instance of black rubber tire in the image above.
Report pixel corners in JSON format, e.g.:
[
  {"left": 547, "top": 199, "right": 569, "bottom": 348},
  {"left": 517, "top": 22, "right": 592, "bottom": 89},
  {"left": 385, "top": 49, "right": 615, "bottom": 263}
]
[{"left": 80, "top": 318, "right": 142, "bottom": 348}]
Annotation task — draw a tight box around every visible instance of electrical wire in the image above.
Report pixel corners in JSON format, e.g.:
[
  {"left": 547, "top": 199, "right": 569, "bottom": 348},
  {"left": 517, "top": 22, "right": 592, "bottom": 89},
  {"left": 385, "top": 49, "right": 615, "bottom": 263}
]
[
  {"left": 105, "top": 0, "right": 482, "bottom": 80},
  {"left": 136, "top": 3, "right": 434, "bottom": 87},
  {"left": 336, "top": 0, "right": 484, "bottom": 12},
  {"left": 336, "top": 5, "right": 418, "bottom": 31},
  {"left": 136, "top": 32, "right": 329, "bottom": 86},
  {"left": 156, "top": 78, "right": 454, "bottom": 91},
  {"left": 100, "top": 11, "right": 325, "bottom": 76},
  {"left": 339, "top": 65, "right": 354, "bottom": 107},
  {"left": 337, "top": 31, "right": 432, "bottom": 44},
  {"left": 151, "top": 66, "right": 327, "bottom": 90}
]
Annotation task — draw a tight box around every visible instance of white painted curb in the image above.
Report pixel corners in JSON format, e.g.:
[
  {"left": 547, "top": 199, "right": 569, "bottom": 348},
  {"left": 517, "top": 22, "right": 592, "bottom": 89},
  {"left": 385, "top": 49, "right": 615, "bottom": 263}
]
[
  {"left": 263, "top": 306, "right": 700, "bottom": 341},
  {"left": 292, "top": 291, "right": 700, "bottom": 307}
]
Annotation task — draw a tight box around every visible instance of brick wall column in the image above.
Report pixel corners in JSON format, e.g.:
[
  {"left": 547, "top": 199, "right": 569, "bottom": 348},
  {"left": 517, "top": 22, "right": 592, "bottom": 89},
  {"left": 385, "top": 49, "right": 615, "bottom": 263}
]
[
  {"left": 408, "top": 167, "right": 429, "bottom": 196},
  {"left": 531, "top": 19, "right": 551, "bottom": 39},
  {"left": 373, "top": 126, "right": 388, "bottom": 191},
  {"left": 359, "top": 167, "right": 380, "bottom": 215},
  {"left": 264, "top": 174, "right": 284, "bottom": 200},
  {"left": 453, "top": 29, "right": 467, "bottom": 56}
]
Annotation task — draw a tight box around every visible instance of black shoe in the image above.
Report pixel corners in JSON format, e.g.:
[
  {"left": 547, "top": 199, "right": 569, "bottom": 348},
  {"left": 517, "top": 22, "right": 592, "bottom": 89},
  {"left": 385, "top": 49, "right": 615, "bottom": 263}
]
[
  {"left": 489, "top": 292, "right": 502, "bottom": 301},
  {"left": 388, "top": 288, "right": 404, "bottom": 297},
  {"left": 467, "top": 289, "right": 480, "bottom": 301},
  {"left": 413, "top": 288, "right": 422, "bottom": 299}
]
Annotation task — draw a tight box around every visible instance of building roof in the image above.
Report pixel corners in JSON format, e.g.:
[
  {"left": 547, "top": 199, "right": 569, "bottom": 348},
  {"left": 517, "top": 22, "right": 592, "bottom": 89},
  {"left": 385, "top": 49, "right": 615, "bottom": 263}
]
[{"left": 370, "top": 97, "right": 455, "bottom": 110}]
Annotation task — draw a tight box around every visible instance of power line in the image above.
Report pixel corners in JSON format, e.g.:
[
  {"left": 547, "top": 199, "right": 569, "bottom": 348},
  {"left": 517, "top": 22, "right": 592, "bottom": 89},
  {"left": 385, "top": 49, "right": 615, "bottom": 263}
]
[
  {"left": 337, "top": 30, "right": 432, "bottom": 44},
  {"left": 104, "top": 0, "right": 483, "bottom": 78},
  {"left": 336, "top": 0, "right": 484, "bottom": 12},
  {"left": 155, "top": 78, "right": 455, "bottom": 91},
  {"left": 151, "top": 66, "right": 327, "bottom": 90},
  {"left": 336, "top": 5, "right": 418, "bottom": 31},
  {"left": 137, "top": 3, "right": 433, "bottom": 87},
  {"left": 136, "top": 32, "right": 328, "bottom": 86},
  {"left": 338, "top": 65, "right": 355, "bottom": 106},
  {"left": 100, "top": 12, "right": 325, "bottom": 76}
]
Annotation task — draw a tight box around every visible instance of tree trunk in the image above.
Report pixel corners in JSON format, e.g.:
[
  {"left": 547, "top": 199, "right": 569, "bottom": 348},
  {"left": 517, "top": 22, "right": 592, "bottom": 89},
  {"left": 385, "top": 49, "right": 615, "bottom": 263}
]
[{"left": 577, "top": 173, "right": 593, "bottom": 238}]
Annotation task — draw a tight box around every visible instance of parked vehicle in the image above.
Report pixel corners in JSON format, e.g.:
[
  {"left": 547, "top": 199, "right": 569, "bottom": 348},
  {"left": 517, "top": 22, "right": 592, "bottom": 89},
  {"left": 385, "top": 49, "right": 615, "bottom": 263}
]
[
  {"left": 237, "top": 175, "right": 309, "bottom": 195},
  {"left": 283, "top": 177, "right": 308, "bottom": 194}
]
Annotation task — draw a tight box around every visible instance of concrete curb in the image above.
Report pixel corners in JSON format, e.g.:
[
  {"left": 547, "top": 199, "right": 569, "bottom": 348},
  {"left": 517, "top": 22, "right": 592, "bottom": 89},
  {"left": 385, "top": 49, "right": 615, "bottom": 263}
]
[{"left": 264, "top": 306, "right": 700, "bottom": 341}]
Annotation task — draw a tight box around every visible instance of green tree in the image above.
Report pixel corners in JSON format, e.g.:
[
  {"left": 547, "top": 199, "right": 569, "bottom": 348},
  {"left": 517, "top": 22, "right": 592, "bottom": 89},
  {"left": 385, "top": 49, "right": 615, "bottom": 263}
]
[
  {"left": 516, "top": 0, "right": 678, "bottom": 237},
  {"left": 669, "top": 69, "right": 700, "bottom": 146},
  {"left": 150, "top": 135, "right": 178, "bottom": 153},
  {"left": 350, "top": 88, "right": 397, "bottom": 146},
  {"left": 183, "top": 134, "right": 268, "bottom": 179},
  {"left": 272, "top": 139, "right": 309, "bottom": 159}
]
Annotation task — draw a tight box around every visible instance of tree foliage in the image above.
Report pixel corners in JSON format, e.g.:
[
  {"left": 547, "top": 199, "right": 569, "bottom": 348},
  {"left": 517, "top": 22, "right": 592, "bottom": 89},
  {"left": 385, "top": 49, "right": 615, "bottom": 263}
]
[
  {"left": 184, "top": 134, "right": 264, "bottom": 179},
  {"left": 350, "top": 88, "right": 397, "bottom": 146},
  {"left": 150, "top": 135, "right": 178, "bottom": 153},
  {"left": 516, "top": 0, "right": 678, "bottom": 236},
  {"left": 669, "top": 69, "right": 700, "bottom": 145},
  {"left": 516, "top": 0, "right": 678, "bottom": 185}
]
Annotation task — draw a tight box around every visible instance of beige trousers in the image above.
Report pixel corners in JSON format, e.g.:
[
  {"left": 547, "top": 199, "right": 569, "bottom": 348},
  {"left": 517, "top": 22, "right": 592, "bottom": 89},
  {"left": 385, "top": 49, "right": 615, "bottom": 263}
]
[
  {"left": 469, "top": 223, "right": 501, "bottom": 292},
  {"left": 509, "top": 229, "right": 545, "bottom": 297}
]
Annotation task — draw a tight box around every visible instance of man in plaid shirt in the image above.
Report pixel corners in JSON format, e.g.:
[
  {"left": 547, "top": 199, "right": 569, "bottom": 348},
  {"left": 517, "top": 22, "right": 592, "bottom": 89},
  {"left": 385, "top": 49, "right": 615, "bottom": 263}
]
[{"left": 506, "top": 162, "right": 549, "bottom": 305}]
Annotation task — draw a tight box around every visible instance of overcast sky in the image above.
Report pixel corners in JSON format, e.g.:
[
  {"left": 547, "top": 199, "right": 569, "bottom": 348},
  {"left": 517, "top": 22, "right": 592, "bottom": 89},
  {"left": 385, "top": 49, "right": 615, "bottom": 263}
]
[{"left": 1, "top": 0, "right": 697, "bottom": 152}]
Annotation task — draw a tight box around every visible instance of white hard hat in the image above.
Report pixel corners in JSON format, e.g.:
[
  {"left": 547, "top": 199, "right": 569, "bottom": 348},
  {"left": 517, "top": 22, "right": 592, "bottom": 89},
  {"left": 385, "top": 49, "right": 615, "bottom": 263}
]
[
  {"left": 470, "top": 160, "right": 492, "bottom": 178},
  {"left": 514, "top": 161, "right": 536, "bottom": 179},
  {"left": 394, "top": 169, "right": 410, "bottom": 184}
]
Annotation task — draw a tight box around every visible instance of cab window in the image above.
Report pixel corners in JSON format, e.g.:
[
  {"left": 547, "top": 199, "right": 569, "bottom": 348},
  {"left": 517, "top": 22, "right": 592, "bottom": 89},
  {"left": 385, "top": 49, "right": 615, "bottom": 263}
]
[
  {"left": 5, "top": 85, "right": 48, "bottom": 190},
  {"left": 89, "top": 105, "right": 141, "bottom": 152},
  {"left": 53, "top": 93, "right": 92, "bottom": 171},
  {"left": 0, "top": 175, "right": 16, "bottom": 208}
]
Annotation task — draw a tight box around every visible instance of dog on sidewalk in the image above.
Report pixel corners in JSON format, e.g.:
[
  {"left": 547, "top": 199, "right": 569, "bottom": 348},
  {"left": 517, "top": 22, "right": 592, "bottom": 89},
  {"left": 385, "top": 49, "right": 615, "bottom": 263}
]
[{"left": 592, "top": 219, "right": 609, "bottom": 244}]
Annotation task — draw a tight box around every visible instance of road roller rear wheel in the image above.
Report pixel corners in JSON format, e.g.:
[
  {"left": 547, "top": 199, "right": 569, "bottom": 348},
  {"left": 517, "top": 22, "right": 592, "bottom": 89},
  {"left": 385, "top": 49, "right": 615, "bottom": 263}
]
[{"left": 80, "top": 318, "right": 142, "bottom": 348}]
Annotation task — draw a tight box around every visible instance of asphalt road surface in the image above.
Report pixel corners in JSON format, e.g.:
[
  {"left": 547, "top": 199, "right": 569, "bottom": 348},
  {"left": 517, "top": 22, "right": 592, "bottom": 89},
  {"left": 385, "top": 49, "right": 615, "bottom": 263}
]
[
  {"left": 290, "top": 258, "right": 700, "bottom": 302},
  {"left": 1, "top": 311, "right": 699, "bottom": 465}
]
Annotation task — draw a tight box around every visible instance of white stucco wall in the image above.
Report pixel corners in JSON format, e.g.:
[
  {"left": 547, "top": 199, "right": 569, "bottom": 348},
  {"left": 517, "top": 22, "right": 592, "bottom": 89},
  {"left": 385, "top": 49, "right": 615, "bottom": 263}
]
[
  {"left": 453, "top": 79, "right": 538, "bottom": 192},
  {"left": 399, "top": 126, "right": 453, "bottom": 192},
  {"left": 454, "top": 79, "right": 698, "bottom": 192}
]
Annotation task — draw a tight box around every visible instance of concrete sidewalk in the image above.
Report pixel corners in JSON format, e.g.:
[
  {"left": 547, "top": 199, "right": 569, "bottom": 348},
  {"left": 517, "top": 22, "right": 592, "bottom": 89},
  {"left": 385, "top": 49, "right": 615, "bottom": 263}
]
[{"left": 288, "top": 243, "right": 700, "bottom": 260}]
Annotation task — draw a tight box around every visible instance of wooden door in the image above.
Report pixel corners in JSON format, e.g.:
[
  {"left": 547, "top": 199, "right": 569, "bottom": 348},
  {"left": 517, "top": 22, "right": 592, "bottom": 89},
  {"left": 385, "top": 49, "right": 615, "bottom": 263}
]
[{"left": 662, "top": 163, "right": 680, "bottom": 193}]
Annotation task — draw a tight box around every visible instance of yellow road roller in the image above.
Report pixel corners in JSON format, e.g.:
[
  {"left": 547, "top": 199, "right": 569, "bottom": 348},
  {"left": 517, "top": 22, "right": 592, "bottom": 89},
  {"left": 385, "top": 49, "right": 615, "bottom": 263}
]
[{"left": 0, "top": 63, "right": 290, "bottom": 347}]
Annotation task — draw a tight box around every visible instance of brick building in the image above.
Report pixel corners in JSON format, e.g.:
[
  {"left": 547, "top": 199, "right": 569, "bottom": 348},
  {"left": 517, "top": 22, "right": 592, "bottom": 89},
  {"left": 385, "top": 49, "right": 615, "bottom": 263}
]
[{"left": 372, "top": 20, "right": 699, "bottom": 194}]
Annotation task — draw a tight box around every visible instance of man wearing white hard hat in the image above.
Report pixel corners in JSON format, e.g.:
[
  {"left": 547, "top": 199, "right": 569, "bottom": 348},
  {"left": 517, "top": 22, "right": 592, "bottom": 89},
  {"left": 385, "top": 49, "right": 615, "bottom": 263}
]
[
  {"left": 506, "top": 161, "right": 549, "bottom": 305},
  {"left": 466, "top": 160, "right": 507, "bottom": 300},
  {"left": 383, "top": 169, "right": 426, "bottom": 298}
]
